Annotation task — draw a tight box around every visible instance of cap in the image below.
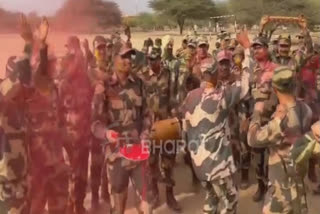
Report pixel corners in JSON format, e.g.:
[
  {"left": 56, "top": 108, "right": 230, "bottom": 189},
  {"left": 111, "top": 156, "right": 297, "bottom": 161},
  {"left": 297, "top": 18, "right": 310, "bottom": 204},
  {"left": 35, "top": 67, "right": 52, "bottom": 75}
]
[
  {"left": 148, "top": 47, "right": 161, "bottom": 60},
  {"left": 217, "top": 50, "right": 233, "bottom": 62},
  {"left": 272, "top": 66, "right": 295, "bottom": 93},
  {"left": 188, "top": 37, "right": 197, "bottom": 48},
  {"left": 278, "top": 34, "right": 291, "bottom": 45},
  {"left": 251, "top": 36, "right": 269, "bottom": 47},
  {"left": 93, "top": 36, "right": 107, "bottom": 49},
  {"left": 197, "top": 36, "right": 209, "bottom": 47},
  {"left": 66, "top": 36, "right": 81, "bottom": 49},
  {"left": 119, "top": 41, "right": 136, "bottom": 57},
  {"left": 232, "top": 46, "right": 245, "bottom": 56}
]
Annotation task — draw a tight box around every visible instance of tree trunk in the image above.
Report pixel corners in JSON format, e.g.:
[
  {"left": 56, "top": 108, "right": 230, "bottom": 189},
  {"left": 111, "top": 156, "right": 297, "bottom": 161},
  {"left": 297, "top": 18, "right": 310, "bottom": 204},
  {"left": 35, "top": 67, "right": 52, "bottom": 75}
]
[{"left": 177, "top": 17, "right": 185, "bottom": 35}]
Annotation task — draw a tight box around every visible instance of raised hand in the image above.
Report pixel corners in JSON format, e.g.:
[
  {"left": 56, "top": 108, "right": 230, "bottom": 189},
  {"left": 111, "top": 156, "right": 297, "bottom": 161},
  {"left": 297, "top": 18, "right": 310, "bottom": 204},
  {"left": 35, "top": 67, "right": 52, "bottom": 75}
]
[
  {"left": 19, "top": 14, "right": 33, "bottom": 43},
  {"left": 38, "top": 17, "right": 49, "bottom": 43},
  {"left": 236, "top": 26, "right": 250, "bottom": 49}
]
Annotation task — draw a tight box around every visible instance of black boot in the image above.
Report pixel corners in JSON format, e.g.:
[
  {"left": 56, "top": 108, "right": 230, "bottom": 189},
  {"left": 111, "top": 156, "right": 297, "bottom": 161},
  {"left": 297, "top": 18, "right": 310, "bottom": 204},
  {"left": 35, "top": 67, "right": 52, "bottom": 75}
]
[
  {"left": 252, "top": 179, "right": 266, "bottom": 202},
  {"left": 166, "top": 186, "right": 182, "bottom": 212},
  {"left": 240, "top": 169, "right": 250, "bottom": 190}
]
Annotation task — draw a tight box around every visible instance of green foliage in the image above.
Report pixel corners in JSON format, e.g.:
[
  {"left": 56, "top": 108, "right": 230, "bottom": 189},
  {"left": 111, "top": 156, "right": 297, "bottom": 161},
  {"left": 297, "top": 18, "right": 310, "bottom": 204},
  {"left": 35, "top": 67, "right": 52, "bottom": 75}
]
[{"left": 149, "top": 0, "right": 217, "bottom": 34}]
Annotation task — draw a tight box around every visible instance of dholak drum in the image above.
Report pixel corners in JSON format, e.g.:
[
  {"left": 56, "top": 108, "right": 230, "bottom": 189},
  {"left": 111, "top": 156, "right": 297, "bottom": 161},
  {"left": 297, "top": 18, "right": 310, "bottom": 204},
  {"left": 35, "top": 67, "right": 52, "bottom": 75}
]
[{"left": 150, "top": 117, "right": 182, "bottom": 145}]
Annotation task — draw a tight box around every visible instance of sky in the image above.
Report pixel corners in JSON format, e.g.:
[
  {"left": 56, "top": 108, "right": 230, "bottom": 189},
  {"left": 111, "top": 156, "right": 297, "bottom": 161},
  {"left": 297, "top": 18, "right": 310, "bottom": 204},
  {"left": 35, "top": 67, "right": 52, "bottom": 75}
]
[{"left": 0, "top": 0, "right": 152, "bottom": 16}]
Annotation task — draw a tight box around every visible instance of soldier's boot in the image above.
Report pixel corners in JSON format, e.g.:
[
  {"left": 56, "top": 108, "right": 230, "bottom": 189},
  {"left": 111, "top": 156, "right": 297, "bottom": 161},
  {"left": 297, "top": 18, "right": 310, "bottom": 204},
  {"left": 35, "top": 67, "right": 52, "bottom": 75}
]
[
  {"left": 166, "top": 186, "right": 182, "bottom": 212},
  {"left": 91, "top": 191, "right": 100, "bottom": 211},
  {"left": 150, "top": 178, "right": 160, "bottom": 209},
  {"left": 240, "top": 169, "right": 250, "bottom": 190},
  {"left": 252, "top": 179, "right": 267, "bottom": 202},
  {"left": 308, "top": 158, "right": 318, "bottom": 183}
]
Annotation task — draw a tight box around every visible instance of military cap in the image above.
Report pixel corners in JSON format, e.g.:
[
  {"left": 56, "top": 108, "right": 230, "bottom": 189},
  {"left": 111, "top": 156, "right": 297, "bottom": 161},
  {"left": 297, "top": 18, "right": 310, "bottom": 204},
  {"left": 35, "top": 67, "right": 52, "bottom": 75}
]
[
  {"left": 197, "top": 36, "right": 209, "bottom": 47},
  {"left": 148, "top": 47, "right": 161, "bottom": 60},
  {"left": 251, "top": 36, "right": 269, "bottom": 47},
  {"left": 217, "top": 50, "right": 232, "bottom": 62},
  {"left": 93, "top": 36, "right": 106, "bottom": 48},
  {"left": 119, "top": 41, "right": 136, "bottom": 57},
  {"left": 272, "top": 66, "right": 295, "bottom": 93},
  {"left": 188, "top": 37, "right": 197, "bottom": 48},
  {"left": 278, "top": 34, "right": 291, "bottom": 45}
]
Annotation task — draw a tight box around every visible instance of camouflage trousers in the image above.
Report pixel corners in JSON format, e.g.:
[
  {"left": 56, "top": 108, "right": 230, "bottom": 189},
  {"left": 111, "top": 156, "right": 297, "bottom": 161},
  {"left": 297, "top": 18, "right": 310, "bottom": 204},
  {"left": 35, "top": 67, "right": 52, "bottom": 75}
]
[
  {"left": 148, "top": 143, "right": 177, "bottom": 187},
  {"left": 0, "top": 179, "right": 28, "bottom": 214},
  {"left": 252, "top": 148, "right": 269, "bottom": 185},
  {"left": 90, "top": 137, "right": 108, "bottom": 198},
  {"left": 29, "top": 164, "right": 69, "bottom": 214},
  {"left": 107, "top": 158, "right": 152, "bottom": 214},
  {"left": 202, "top": 175, "right": 238, "bottom": 214},
  {"left": 67, "top": 141, "right": 89, "bottom": 212},
  {"left": 263, "top": 179, "right": 308, "bottom": 214}
]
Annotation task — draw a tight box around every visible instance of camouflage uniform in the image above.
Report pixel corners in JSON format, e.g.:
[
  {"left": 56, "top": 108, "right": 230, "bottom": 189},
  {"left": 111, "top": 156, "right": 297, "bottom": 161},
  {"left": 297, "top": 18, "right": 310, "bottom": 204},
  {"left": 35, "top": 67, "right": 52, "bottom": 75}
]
[
  {"left": 291, "top": 124, "right": 320, "bottom": 176},
  {"left": 176, "top": 38, "right": 198, "bottom": 104},
  {"left": 91, "top": 66, "right": 152, "bottom": 213},
  {"left": 181, "top": 60, "right": 249, "bottom": 214},
  {"left": 139, "top": 46, "right": 181, "bottom": 210},
  {"left": 272, "top": 35, "right": 297, "bottom": 70},
  {"left": 249, "top": 37, "right": 279, "bottom": 200},
  {"left": 86, "top": 36, "right": 112, "bottom": 205},
  {"left": 59, "top": 39, "right": 94, "bottom": 214},
  {"left": 248, "top": 66, "right": 312, "bottom": 214},
  {"left": 26, "top": 82, "right": 69, "bottom": 214},
  {"left": 0, "top": 43, "right": 49, "bottom": 214}
]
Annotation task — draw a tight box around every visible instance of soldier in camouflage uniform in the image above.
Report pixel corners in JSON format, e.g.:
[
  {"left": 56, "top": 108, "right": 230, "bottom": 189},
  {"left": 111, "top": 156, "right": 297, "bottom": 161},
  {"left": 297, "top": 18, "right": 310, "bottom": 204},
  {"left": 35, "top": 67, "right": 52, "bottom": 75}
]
[
  {"left": 181, "top": 48, "right": 249, "bottom": 214},
  {"left": 241, "top": 35, "right": 279, "bottom": 202},
  {"left": 176, "top": 36, "right": 188, "bottom": 59},
  {"left": 192, "top": 36, "right": 215, "bottom": 83},
  {"left": 59, "top": 36, "right": 94, "bottom": 214},
  {"left": 231, "top": 46, "right": 253, "bottom": 189},
  {"left": 162, "top": 36, "right": 180, "bottom": 111},
  {"left": 176, "top": 37, "right": 198, "bottom": 104},
  {"left": 83, "top": 36, "right": 113, "bottom": 208},
  {"left": 272, "top": 34, "right": 297, "bottom": 70},
  {"left": 27, "top": 47, "right": 70, "bottom": 214},
  {"left": 248, "top": 66, "right": 312, "bottom": 214},
  {"left": 0, "top": 16, "right": 50, "bottom": 214},
  {"left": 138, "top": 46, "right": 181, "bottom": 211},
  {"left": 91, "top": 44, "right": 153, "bottom": 214}
]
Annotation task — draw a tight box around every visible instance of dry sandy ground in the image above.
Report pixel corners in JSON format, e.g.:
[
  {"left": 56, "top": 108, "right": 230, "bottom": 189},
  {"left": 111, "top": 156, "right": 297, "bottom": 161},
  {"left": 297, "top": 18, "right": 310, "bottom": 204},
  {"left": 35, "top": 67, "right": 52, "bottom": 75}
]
[{"left": 82, "top": 154, "right": 320, "bottom": 214}]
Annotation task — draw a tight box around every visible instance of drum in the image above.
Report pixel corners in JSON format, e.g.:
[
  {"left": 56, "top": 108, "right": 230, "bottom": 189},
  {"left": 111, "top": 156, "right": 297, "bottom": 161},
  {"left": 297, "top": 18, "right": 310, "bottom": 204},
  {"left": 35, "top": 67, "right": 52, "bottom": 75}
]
[{"left": 150, "top": 117, "right": 182, "bottom": 145}]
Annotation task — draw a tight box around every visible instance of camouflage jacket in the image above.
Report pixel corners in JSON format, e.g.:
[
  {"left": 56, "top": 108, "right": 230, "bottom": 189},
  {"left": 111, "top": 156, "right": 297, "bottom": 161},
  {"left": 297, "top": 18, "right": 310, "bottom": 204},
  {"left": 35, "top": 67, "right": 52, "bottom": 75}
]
[
  {"left": 250, "top": 60, "right": 278, "bottom": 124},
  {"left": 0, "top": 44, "right": 48, "bottom": 182},
  {"left": 138, "top": 66, "right": 171, "bottom": 121},
  {"left": 59, "top": 57, "right": 94, "bottom": 145},
  {"left": 272, "top": 55, "right": 297, "bottom": 71},
  {"left": 291, "top": 131, "right": 320, "bottom": 175},
  {"left": 163, "top": 57, "right": 180, "bottom": 109},
  {"left": 25, "top": 85, "right": 66, "bottom": 172},
  {"left": 248, "top": 101, "right": 312, "bottom": 184},
  {"left": 181, "top": 71, "right": 249, "bottom": 181}
]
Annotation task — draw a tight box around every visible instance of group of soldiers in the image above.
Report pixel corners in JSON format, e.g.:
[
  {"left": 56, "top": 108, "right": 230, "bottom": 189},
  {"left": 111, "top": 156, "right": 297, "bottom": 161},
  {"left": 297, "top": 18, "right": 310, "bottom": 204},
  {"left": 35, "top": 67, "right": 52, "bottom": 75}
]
[{"left": 0, "top": 13, "right": 320, "bottom": 214}]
